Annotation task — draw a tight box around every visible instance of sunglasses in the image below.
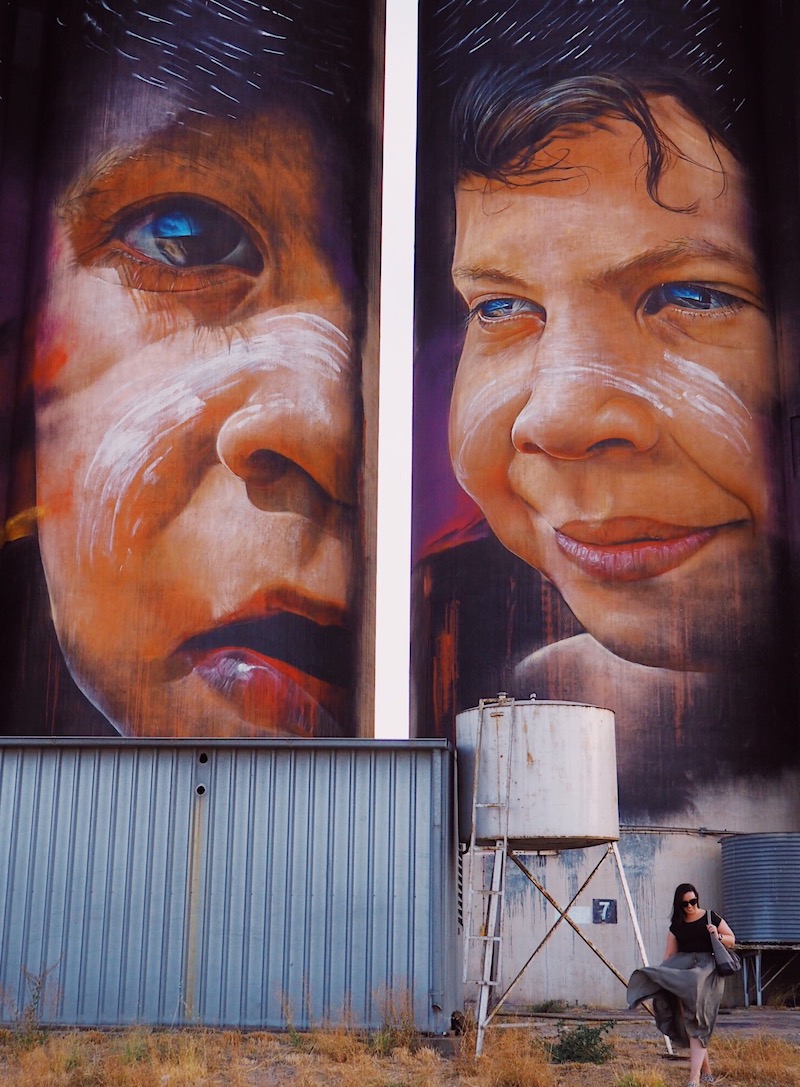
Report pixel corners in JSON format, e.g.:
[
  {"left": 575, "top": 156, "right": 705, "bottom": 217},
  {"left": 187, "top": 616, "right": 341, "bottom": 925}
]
[{"left": 682, "top": 898, "right": 698, "bottom": 908}]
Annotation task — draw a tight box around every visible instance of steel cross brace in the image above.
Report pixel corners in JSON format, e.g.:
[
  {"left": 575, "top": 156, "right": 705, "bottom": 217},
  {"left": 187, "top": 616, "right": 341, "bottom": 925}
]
[{"left": 478, "top": 841, "right": 673, "bottom": 1057}]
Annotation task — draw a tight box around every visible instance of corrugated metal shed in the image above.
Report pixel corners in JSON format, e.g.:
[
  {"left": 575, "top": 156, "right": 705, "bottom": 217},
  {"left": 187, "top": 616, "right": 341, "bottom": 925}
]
[{"left": 0, "top": 739, "right": 459, "bottom": 1031}]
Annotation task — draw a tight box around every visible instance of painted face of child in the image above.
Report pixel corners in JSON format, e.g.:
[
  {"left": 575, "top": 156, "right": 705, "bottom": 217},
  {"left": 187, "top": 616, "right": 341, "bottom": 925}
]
[
  {"left": 34, "top": 109, "right": 362, "bottom": 737},
  {"left": 450, "top": 98, "right": 778, "bottom": 671}
]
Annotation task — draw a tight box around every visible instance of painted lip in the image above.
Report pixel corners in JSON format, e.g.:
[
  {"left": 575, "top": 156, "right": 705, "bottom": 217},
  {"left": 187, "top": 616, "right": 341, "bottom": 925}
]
[
  {"left": 554, "top": 517, "right": 745, "bottom": 583},
  {"left": 178, "top": 614, "right": 352, "bottom": 736}
]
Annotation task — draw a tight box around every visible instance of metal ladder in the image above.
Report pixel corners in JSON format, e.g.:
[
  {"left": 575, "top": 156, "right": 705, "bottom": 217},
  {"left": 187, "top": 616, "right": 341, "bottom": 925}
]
[{"left": 462, "top": 694, "right": 516, "bottom": 1056}]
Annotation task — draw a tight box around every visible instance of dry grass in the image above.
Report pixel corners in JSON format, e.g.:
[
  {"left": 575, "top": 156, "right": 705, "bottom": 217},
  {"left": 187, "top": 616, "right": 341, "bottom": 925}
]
[
  {"left": 455, "top": 1027, "right": 557, "bottom": 1087},
  {"left": 0, "top": 1023, "right": 798, "bottom": 1087},
  {"left": 303, "top": 1024, "right": 368, "bottom": 1063},
  {"left": 614, "top": 1071, "right": 668, "bottom": 1087},
  {"left": 712, "top": 1033, "right": 800, "bottom": 1086},
  {"left": 0, "top": 1028, "right": 286, "bottom": 1087},
  {"left": 764, "top": 982, "right": 800, "bottom": 1009},
  {"left": 285, "top": 1046, "right": 449, "bottom": 1087}
]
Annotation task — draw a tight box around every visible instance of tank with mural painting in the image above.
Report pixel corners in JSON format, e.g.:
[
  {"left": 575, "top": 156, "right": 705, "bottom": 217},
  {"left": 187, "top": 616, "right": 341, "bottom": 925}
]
[
  {"left": 0, "top": 0, "right": 384, "bottom": 741},
  {"left": 412, "top": 0, "right": 800, "bottom": 828}
]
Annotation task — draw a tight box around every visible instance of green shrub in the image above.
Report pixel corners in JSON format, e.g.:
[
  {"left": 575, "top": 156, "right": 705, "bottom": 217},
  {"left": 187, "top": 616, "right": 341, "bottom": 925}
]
[{"left": 548, "top": 1020, "right": 615, "bottom": 1064}]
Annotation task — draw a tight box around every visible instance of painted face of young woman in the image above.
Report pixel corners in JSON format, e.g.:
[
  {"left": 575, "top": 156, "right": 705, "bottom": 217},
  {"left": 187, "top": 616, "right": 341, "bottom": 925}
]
[
  {"left": 34, "top": 110, "right": 361, "bottom": 737},
  {"left": 450, "top": 98, "right": 778, "bottom": 671}
]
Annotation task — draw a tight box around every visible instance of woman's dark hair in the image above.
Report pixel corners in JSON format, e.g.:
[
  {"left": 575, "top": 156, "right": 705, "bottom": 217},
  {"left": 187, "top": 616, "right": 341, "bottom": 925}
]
[
  {"left": 453, "top": 68, "right": 742, "bottom": 211},
  {"left": 670, "top": 882, "right": 700, "bottom": 928}
]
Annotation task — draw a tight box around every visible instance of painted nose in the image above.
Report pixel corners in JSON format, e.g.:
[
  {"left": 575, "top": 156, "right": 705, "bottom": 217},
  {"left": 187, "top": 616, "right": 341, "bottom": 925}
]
[
  {"left": 216, "top": 357, "right": 359, "bottom": 509},
  {"left": 510, "top": 329, "right": 661, "bottom": 459}
]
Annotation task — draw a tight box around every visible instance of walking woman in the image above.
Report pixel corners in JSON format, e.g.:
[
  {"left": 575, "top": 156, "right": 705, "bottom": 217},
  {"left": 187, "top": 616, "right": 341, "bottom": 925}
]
[{"left": 627, "top": 883, "right": 736, "bottom": 1087}]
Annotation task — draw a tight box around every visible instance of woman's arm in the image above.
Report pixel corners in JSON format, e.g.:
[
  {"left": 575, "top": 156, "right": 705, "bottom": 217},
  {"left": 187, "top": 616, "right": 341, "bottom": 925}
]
[
  {"left": 664, "top": 931, "right": 679, "bottom": 960},
  {"left": 708, "top": 914, "right": 736, "bottom": 947},
  {"left": 717, "top": 918, "right": 735, "bottom": 947}
]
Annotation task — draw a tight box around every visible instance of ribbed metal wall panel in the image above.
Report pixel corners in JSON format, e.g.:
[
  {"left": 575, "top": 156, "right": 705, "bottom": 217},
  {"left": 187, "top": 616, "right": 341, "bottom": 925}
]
[
  {"left": 722, "top": 833, "right": 800, "bottom": 942},
  {"left": 0, "top": 739, "right": 459, "bottom": 1030}
]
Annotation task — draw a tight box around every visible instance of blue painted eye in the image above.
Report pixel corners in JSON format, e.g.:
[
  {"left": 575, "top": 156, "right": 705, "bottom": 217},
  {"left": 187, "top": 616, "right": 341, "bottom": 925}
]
[
  {"left": 119, "top": 197, "right": 262, "bottom": 273},
  {"left": 473, "top": 297, "right": 543, "bottom": 323},
  {"left": 644, "top": 283, "right": 740, "bottom": 316}
]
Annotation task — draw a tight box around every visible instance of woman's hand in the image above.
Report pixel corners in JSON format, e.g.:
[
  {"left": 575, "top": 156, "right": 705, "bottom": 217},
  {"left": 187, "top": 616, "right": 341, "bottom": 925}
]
[
  {"left": 708, "top": 921, "right": 734, "bottom": 947},
  {"left": 709, "top": 921, "right": 735, "bottom": 946}
]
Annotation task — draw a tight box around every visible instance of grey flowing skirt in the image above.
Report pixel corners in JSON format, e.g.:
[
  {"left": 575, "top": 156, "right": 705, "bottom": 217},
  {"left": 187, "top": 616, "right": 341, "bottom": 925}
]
[{"left": 627, "top": 952, "right": 725, "bottom": 1048}]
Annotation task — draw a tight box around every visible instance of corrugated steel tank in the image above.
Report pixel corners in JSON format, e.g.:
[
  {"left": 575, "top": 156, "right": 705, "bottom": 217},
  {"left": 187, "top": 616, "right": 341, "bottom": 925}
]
[
  {"left": 0, "top": 739, "right": 459, "bottom": 1030},
  {"left": 456, "top": 698, "right": 619, "bottom": 849},
  {"left": 722, "top": 833, "right": 800, "bottom": 942}
]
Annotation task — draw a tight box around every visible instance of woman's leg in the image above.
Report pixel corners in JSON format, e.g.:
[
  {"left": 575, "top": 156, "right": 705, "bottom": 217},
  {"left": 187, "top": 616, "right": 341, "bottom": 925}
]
[
  {"left": 700, "top": 1044, "right": 712, "bottom": 1079},
  {"left": 688, "top": 1036, "right": 706, "bottom": 1083}
]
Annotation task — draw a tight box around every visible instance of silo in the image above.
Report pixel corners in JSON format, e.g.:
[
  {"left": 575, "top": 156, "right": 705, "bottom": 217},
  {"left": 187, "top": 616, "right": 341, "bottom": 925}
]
[{"left": 722, "top": 833, "right": 800, "bottom": 942}]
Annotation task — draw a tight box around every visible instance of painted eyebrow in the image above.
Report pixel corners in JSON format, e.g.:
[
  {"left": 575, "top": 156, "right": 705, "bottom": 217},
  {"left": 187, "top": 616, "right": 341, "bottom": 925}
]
[
  {"left": 452, "top": 239, "right": 759, "bottom": 293},
  {"left": 589, "top": 238, "right": 759, "bottom": 288},
  {"left": 451, "top": 264, "right": 531, "bottom": 289},
  {"left": 64, "top": 145, "right": 222, "bottom": 200}
]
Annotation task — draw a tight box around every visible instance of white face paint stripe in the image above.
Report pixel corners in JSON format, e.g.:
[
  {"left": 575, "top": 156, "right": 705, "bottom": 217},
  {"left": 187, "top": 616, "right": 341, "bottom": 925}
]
[
  {"left": 450, "top": 375, "right": 515, "bottom": 484},
  {"left": 451, "top": 349, "right": 753, "bottom": 482},
  {"left": 79, "top": 313, "right": 350, "bottom": 565},
  {"left": 661, "top": 351, "right": 753, "bottom": 457}
]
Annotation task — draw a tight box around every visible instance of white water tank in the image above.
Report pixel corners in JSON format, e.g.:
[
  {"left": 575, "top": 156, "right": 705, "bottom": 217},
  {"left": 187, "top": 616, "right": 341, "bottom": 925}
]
[{"left": 456, "top": 698, "right": 619, "bottom": 850}]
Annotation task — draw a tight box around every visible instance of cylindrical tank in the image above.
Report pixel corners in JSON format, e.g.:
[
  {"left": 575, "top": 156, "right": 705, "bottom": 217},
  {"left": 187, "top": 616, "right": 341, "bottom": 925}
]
[
  {"left": 722, "top": 833, "right": 800, "bottom": 942},
  {"left": 456, "top": 698, "right": 618, "bottom": 850}
]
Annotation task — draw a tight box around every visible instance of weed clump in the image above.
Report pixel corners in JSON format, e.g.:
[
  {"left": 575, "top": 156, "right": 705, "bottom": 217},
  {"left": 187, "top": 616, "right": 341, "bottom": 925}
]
[
  {"left": 309, "top": 1025, "right": 368, "bottom": 1062},
  {"left": 547, "top": 1020, "right": 615, "bottom": 1065},
  {"left": 0, "top": 963, "right": 61, "bottom": 1050},
  {"left": 615, "top": 1071, "right": 667, "bottom": 1087},
  {"left": 457, "top": 1027, "right": 556, "bottom": 1087},
  {"left": 528, "top": 1000, "right": 567, "bottom": 1014}
]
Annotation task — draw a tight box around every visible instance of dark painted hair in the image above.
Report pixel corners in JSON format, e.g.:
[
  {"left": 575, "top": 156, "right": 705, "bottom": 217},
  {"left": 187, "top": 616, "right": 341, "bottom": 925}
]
[
  {"left": 52, "top": 0, "right": 370, "bottom": 116},
  {"left": 453, "top": 68, "right": 742, "bottom": 211},
  {"left": 36, "top": 0, "right": 378, "bottom": 199},
  {"left": 670, "top": 882, "right": 700, "bottom": 928}
]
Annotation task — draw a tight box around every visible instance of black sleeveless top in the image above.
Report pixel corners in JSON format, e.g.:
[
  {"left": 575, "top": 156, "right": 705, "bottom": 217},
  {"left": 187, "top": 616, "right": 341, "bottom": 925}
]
[{"left": 670, "top": 910, "right": 721, "bottom": 953}]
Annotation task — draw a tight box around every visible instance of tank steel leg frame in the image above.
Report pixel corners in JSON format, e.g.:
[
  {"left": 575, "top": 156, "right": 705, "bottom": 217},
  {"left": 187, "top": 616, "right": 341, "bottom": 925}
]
[
  {"left": 468, "top": 840, "right": 674, "bottom": 1057},
  {"left": 739, "top": 945, "right": 800, "bottom": 1007}
]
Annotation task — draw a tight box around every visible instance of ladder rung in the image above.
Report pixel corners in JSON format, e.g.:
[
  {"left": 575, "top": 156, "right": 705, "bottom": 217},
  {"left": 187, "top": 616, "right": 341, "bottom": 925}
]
[
  {"left": 474, "top": 802, "right": 504, "bottom": 808},
  {"left": 467, "top": 934, "right": 502, "bottom": 942}
]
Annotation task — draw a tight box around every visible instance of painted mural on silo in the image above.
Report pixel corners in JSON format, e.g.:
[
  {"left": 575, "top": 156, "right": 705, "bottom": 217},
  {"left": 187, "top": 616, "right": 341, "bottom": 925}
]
[
  {"left": 412, "top": 0, "right": 800, "bottom": 823},
  {"left": 0, "top": 0, "right": 384, "bottom": 740}
]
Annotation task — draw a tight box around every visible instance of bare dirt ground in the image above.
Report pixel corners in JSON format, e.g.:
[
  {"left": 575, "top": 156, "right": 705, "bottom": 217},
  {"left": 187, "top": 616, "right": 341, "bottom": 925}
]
[{"left": 1, "top": 1007, "right": 798, "bottom": 1086}]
